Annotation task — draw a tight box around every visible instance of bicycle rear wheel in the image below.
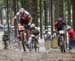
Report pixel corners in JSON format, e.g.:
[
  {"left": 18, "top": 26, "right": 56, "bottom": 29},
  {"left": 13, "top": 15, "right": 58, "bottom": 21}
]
[
  {"left": 34, "top": 39, "right": 39, "bottom": 52},
  {"left": 60, "top": 44, "right": 65, "bottom": 53},
  {"left": 21, "top": 32, "right": 26, "bottom": 51},
  {"left": 60, "top": 36, "right": 65, "bottom": 53}
]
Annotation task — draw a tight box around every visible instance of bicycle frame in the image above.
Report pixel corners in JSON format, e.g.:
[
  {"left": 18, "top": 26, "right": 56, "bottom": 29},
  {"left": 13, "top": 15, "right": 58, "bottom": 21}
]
[
  {"left": 59, "top": 30, "right": 65, "bottom": 53},
  {"left": 20, "top": 30, "right": 26, "bottom": 51},
  {"left": 18, "top": 23, "right": 30, "bottom": 51},
  {"left": 30, "top": 35, "right": 39, "bottom": 52}
]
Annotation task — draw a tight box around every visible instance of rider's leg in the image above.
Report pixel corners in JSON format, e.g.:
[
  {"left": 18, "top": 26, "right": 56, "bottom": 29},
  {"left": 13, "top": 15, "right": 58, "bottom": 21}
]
[
  {"left": 56, "top": 30, "right": 60, "bottom": 47},
  {"left": 17, "top": 30, "right": 21, "bottom": 41},
  {"left": 70, "top": 39, "right": 75, "bottom": 49},
  {"left": 73, "top": 40, "right": 75, "bottom": 47},
  {"left": 63, "top": 34, "right": 67, "bottom": 48},
  {"left": 22, "top": 19, "right": 29, "bottom": 41},
  {"left": 58, "top": 34, "right": 60, "bottom": 47},
  {"left": 69, "top": 39, "right": 73, "bottom": 50}
]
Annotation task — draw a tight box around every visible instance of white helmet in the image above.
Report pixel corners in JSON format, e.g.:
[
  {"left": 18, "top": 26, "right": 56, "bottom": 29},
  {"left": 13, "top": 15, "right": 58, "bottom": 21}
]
[
  {"left": 67, "top": 25, "right": 72, "bottom": 30},
  {"left": 48, "top": 32, "right": 51, "bottom": 35},
  {"left": 35, "top": 27, "right": 38, "bottom": 30},
  {"left": 30, "top": 23, "right": 35, "bottom": 28},
  {"left": 31, "top": 34, "right": 35, "bottom": 37},
  {"left": 19, "top": 8, "right": 25, "bottom": 14},
  {"left": 45, "top": 30, "right": 48, "bottom": 33}
]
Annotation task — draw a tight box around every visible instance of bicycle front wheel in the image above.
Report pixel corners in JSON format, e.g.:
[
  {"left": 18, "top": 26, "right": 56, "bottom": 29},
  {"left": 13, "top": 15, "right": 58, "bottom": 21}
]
[
  {"left": 21, "top": 32, "right": 26, "bottom": 51},
  {"left": 60, "top": 36, "right": 65, "bottom": 53}
]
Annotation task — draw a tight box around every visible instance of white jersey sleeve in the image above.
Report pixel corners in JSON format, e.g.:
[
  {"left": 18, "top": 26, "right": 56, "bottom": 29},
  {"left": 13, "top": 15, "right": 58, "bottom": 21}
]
[
  {"left": 25, "top": 10, "right": 31, "bottom": 16},
  {"left": 14, "top": 12, "right": 20, "bottom": 19}
]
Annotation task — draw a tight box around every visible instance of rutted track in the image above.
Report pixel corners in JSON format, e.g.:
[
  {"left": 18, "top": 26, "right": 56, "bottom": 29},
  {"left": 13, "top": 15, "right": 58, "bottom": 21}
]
[{"left": 0, "top": 49, "right": 75, "bottom": 61}]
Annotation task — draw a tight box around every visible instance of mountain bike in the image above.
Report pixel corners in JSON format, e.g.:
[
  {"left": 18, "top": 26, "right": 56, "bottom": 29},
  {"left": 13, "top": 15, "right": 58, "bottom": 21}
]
[
  {"left": 18, "top": 22, "right": 30, "bottom": 51},
  {"left": 59, "top": 30, "right": 65, "bottom": 53},
  {"left": 20, "top": 30, "right": 26, "bottom": 51},
  {"left": 30, "top": 34, "right": 39, "bottom": 52}
]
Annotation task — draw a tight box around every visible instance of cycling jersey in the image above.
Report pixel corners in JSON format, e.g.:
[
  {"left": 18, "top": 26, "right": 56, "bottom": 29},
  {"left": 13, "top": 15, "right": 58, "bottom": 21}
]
[
  {"left": 15, "top": 10, "right": 31, "bottom": 29},
  {"left": 30, "top": 28, "right": 39, "bottom": 36},
  {"left": 54, "top": 21, "right": 66, "bottom": 31},
  {"left": 15, "top": 10, "right": 31, "bottom": 20}
]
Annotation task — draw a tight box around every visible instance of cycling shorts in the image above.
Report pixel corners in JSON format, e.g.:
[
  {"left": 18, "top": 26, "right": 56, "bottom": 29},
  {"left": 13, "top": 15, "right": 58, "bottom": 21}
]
[{"left": 20, "top": 19, "right": 30, "bottom": 29}]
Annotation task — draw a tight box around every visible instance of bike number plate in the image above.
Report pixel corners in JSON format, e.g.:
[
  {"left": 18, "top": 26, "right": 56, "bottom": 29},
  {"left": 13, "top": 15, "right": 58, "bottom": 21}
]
[{"left": 59, "top": 30, "right": 65, "bottom": 34}]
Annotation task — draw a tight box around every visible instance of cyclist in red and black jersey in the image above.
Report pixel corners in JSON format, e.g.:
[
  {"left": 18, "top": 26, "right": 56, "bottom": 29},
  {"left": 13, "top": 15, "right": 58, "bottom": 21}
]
[
  {"left": 14, "top": 8, "right": 32, "bottom": 41},
  {"left": 54, "top": 17, "right": 66, "bottom": 47},
  {"left": 14, "top": 8, "right": 32, "bottom": 30}
]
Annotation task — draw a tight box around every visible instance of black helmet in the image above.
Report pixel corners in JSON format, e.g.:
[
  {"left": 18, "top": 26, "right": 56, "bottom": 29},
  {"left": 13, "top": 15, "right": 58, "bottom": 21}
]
[{"left": 58, "top": 17, "right": 63, "bottom": 22}]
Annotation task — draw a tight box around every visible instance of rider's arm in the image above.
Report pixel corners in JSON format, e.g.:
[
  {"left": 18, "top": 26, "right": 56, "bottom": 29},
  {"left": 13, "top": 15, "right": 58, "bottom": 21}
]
[
  {"left": 62, "top": 21, "right": 66, "bottom": 25},
  {"left": 14, "top": 12, "right": 19, "bottom": 20},
  {"left": 63, "top": 21, "right": 67, "bottom": 29},
  {"left": 54, "top": 22, "right": 58, "bottom": 30},
  {"left": 25, "top": 10, "right": 32, "bottom": 23},
  {"left": 13, "top": 12, "right": 20, "bottom": 26},
  {"left": 29, "top": 15, "right": 32, "bottom": 23}
]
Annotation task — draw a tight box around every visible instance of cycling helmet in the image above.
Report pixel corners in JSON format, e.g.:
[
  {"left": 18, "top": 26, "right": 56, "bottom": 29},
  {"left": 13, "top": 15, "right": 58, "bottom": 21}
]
[
  {"left": 57, "top": 17, "right": 63, "bottom": 22},
  {"left": 35, "top": 27, "right": 38, "bottom": 30},
  {"left": 31, "top": 34, "right": 35, "bottom": 37},
  {"left": 30, "top": 23, "right": 35, "bottom": 28},
  {"left": 19, "top": 8, "right": 25, "bottom": 15},
  {"left": 48, "top": 32, "right": 51, "bottom": 35},
  {"left": 45, "top": 30, "right": 48, "bottom": 33}
]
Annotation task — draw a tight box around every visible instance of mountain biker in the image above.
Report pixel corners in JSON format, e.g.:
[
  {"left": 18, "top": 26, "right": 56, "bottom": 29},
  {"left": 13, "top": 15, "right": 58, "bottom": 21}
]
[
  {"left": 67, "top": 26, "right": 75, "bottom": 50},
  {"left": 14, "top": 8, "right": 32, "bottom": 39},
  {"left": 28, "top": 23, "right": 39, "bottom": 48},
  {"left": 30, "top": 23, "right": 39, "bottom": 37},
  {"left": 14, "top": 8, "right": 32, "bottom": 37},
  {"left": 14, "top": 8, "right": 32, "bottom": 26},
  {"left": 54, "top": 17, "right": 66, "bottom": 47},
  {"left": 54, "top": 17, "right": 66, "bottom": 31}
]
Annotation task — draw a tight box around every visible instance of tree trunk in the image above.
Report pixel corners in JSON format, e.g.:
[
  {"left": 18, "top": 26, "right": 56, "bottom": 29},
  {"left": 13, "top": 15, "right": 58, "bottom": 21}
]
[
  {"left": 24, "top": 0, "right": 38, "bottom": 26},
  {"left": 31, "top": 0, "right": 38, "bottom": 26},
  {"left": 13, "top": 0, "right": 17, "bottom": 37},
  {"left": 54, "top": 0, "right": 59, "bottom": 21},
  {"left": 58, "top": 0, "right": 64, "bottom": 18},
  {"left": 44, "top": 0, "right": 48, "bottom": 30},
  {"left": 67, "top": 0, "right": 71, "bottom": 25},
  {"left": 71, "top": 0, "right": 75, "bottom": 30}
]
